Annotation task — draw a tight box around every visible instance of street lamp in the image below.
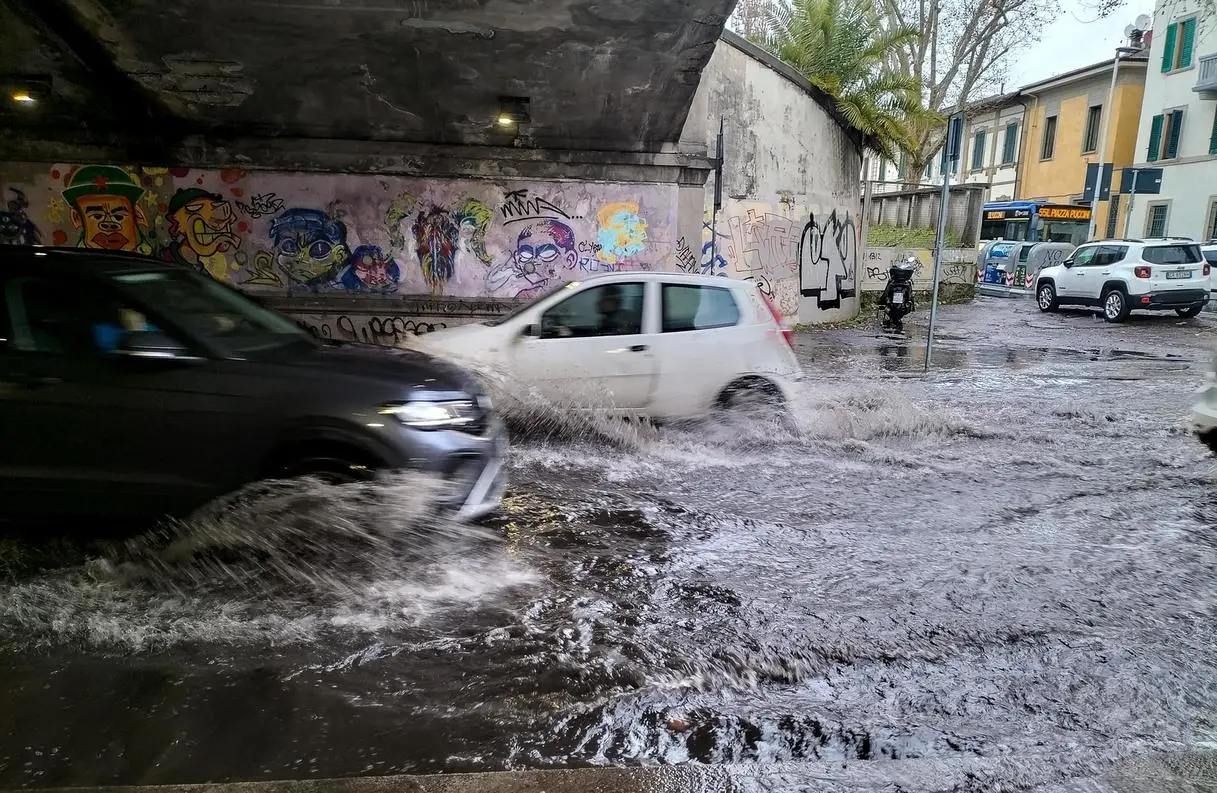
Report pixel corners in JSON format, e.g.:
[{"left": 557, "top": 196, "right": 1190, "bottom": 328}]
[{"left": 1087, "top": 21, "right": 1149, "bottom": 240}]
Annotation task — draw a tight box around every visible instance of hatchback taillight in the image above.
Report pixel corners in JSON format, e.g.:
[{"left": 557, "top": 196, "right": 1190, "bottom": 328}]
[
  {"left": 758, "top": 289, "right": 794, "bottom": 348},
  {"left": 1134, "top": 266, "right": 1152, "bottom": 279}
]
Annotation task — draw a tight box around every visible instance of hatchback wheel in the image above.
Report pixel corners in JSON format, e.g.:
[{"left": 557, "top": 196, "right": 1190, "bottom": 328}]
[
  {"left": 1102, "top": 288, "right": 1130, "bottom": 323},
  {"left": 1036, "top": 282, "right": 1059, "bottom": 312}
]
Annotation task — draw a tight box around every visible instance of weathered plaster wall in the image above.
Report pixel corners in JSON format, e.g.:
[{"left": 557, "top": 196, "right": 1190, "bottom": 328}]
[
  {"left": 0, "top": 163, "right": 679, "bottom": 303},
  {"left": 859, "top": 248, "right": 978, "bottom": 292},
  {"left": 679, "top": 33, "right": 863, "bottom": 324}
]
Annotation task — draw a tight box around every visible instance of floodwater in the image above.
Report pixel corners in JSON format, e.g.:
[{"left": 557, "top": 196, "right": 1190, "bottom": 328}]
[{"left": 2, "top": 298, "right": 1216, "bottom": 791}]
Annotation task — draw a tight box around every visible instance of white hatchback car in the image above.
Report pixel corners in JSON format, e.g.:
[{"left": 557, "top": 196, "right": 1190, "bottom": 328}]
[
  {"left": 420, "top": 272, "right": 804, "bottom": 419},
  {"left": 1034, "top": 238, "right": 1211, "bottom": 322}
]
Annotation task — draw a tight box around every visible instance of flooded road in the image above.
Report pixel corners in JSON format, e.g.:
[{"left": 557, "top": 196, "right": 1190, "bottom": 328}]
[{"left": 2, "top": 297, "right": 1217, "bottom": 791}]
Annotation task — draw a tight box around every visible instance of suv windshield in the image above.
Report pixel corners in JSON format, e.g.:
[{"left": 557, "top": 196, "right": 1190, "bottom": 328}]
[
  {"left": 106, "top": 268, "right": 315, "bottom": 357},
  {"left": 1142, "top": 244, "right": 1202, "bottom": 264}
]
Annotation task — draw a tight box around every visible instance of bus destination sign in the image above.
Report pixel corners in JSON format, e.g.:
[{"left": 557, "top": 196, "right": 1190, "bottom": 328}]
[
  {"left": 983, "top": 208, "right": 1032, "bottom": 221},
  {"left": 1038, "top": 206, "right": 1091, "bottom": 221}
]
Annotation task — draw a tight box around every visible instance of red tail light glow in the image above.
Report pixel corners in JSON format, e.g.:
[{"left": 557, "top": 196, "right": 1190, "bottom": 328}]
[
  {"left": 759, "top": 289, "right": 795, "bottom": 348},
  {"left": 1134, "top": 266, "right": 1152, "bottom": 279}
]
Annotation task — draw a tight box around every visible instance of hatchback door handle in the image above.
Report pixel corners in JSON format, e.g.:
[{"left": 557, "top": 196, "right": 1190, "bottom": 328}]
[{"left": 628, "top": 344, "right": 648, "bottom": 352}]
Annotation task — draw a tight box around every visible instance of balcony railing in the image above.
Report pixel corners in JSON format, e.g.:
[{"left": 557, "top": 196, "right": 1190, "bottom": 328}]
[{"left": 1194, "top": 53, "right": 1217, "bottom": 93}]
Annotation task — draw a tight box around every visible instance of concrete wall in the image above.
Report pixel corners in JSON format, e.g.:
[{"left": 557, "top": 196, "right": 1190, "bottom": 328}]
[
  {"left": 1126, "top": 0, "right": 1217, "bottom": 239},
  {"left": 859, "top": 248, "right": 978, "bottom": 292},
  {"left": 1019, "top": 61, "right": 1146, "bottom": 235},
  {"left": 0, "top": 162, "right": 683, "bottom": 331},
  {"left": 680, "top": 32, "right": 864, "bottom": 323},
  {"left": 865, "top": 185, "right": 986, "bottom": 246}
]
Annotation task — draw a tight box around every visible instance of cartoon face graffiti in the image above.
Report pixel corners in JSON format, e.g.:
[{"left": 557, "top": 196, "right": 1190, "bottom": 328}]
[
  {"left": 167, "top": 189, "right": 240, "bottom": 259},
  {"left": 340, "top": 245, "right": 401, "bottom": 292},
  {"left": 61, "top": 165, "right": 148, "bottom": 252},
  {"left": 268, "top": 208, "right": 349, "bottom": 287},
  {"left": 413, "top": 207, "right": 459, "bottom": 292},
  {"left": 514, "top": 219, "right": 578, "bottom": 282}
]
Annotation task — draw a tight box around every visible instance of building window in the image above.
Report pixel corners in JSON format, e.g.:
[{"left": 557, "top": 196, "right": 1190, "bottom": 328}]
[
  {"left": 925, "top": 159, "right": 933, "bottom": 179},
  {"left": 879, "top": 160, "right": 887, "bottom": 181},
  {"left": 1083, "top": 105, "right": 1103, "bottom": 153},
  {"left": 1209, "top": 106, "right": 1217, "bottom": 155},
  {"left": 1002, "top": 123, "right": 1018, "bottom": 164},
  {"left": 1161, "top": 16, "right": 1198, "bottom": 73},
  {"left": 898, "top": 153, "right": 907, "bottom": 179},
  {"left": 970, "top": 131, "right": 986, "bottom": 171},
  {"left": 1040, "top": 116, "right": 1058, "bottom": 159},
  {"left": 1106, "top": 194, "right": 1121, "bottom": 238},
  {"left": 1147, "top": 110, "right": 1185, "bottom": 161},
  {"left": 1146, "top": 203, "right": 1169, "bottom": 237}
]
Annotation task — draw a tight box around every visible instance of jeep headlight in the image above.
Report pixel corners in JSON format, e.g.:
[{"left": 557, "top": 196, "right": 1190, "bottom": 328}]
[{"left": 378, "top": 400, "right": 477, "bottom": 429}]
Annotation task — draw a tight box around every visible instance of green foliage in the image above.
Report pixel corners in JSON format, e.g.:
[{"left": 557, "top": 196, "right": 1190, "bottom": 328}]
[
  {"left": 762, "top": 0, "right": 941, "bottom": 160},
  {"left": 866, "top": 224, "right": 962, "bottom": 248}
]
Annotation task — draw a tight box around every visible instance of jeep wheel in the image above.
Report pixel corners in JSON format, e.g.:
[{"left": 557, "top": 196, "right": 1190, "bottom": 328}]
[
  {"left": 1036, "top": 282, "right": 1059, "bottom": 312},
  {"left": 1177, "top": 305, "right": 1204, "bottom": 318},
  {"left": 1102, "top": 288, "right": 1131, "bottom": 323}
]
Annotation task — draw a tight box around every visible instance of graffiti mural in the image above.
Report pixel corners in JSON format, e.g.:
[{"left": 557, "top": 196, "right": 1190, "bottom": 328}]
[
  {"left": 0, "top": 188, "right": 40, "bottom": 245},
  {"left": 2, "top": 161, "right": 682, "bottom": 305},
  {"left": 860, "top": 248, "right": 976, "bottom": 292},
  {"left": 798, "top": 210, "right": 857, "bottom": 310},
  {"left": 61, "top": 165, "right": 152, "bottom": 254},
  {"left": 162, "top": 188, "right": 242, "bottom": 280}
]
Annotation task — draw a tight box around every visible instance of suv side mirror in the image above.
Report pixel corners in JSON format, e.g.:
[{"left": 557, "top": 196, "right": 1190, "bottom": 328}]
[
  {"left": 1062, "top": 258, "right": 1074, "bottom": 268},
  {"left": 114, "top": 330, "right": 198, "bottom": 361}
]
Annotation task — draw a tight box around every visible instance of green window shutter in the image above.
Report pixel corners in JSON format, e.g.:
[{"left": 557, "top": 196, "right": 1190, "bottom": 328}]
[
  {"left": 879, "top": 161, "right": 887, "bottom": 181},
  {"left": 1166, "top": 109, "right": 1184, "bottom": 158},
  {"left": 1209, "top": 106, "right": 1217, "bottom": 155},
  {"left": 1162, "top": 22, "right": 1178, "bottom": 71},
  {"left": 1181, "top": 18, "right": 1197, "bottom": 68},
  {"left": 1148, "top": 114, "right": 1164, "bottom": 161},
  {"left": 1003, "top": 123, "right": 1018, "bottom": 163}
]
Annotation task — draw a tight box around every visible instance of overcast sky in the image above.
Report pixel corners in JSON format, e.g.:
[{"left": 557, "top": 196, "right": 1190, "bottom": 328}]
[{"left": 1008, "top": 0, "right": 1155, "bottom": 86}]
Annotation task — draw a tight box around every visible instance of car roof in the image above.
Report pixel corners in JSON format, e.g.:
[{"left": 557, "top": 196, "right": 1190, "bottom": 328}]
[
  {"left": 0, "top": 245, "right": 178, "bottom": 274},
  {"left": 1084, "top": 238, "right": 1196, "bottom": 246},
  {"left": 574, "top": 270, "right": 750, "bottom": 287}
]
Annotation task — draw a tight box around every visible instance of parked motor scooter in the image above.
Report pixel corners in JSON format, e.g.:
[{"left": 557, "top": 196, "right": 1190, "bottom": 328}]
[{"left": 879, "top": 255, "right": 918, "bottom": 332}]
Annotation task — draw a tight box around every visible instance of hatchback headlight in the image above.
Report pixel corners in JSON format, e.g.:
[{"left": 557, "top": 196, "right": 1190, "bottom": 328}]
[{"left": 378, "top": 400, "right": 477, "bottom": 429}]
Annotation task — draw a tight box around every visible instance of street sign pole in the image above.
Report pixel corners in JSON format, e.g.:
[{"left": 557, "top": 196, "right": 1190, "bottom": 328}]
[
  {"left": 1123, "top": 168, "right": 1139, "bottom": 238},
  {"left": 925, "top": 111, "right": 961, "bottom": 374}
]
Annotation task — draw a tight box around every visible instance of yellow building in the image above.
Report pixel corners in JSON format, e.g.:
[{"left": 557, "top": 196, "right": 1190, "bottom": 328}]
[{"left": 1017, "top": 54, "right": 1148, "bottom": 237}]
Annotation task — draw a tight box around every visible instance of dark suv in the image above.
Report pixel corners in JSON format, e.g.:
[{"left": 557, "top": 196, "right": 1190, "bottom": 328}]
[{"left": 0, "top": 246, "right": 506, "bottom": 523}]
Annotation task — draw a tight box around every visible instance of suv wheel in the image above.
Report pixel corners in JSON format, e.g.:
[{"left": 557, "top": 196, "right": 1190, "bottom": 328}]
[
  {"left": 1036, "top": 282, "right": 1059, "bottom": 312},
  {"left": 1102, "top": 288, "right": 1131, "bottom": 323},
  {"left": 1177, "top": 305, "right": 1204, "bottom": 318}
]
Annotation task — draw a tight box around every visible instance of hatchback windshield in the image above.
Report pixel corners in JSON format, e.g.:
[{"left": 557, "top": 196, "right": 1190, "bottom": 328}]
[{"left": 107, "top": 268, "right": 315, "bottom": 357}]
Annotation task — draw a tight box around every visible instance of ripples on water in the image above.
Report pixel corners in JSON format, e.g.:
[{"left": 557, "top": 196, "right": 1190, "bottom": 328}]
[{"left": 1, "top": 341, "right": 1216, "bottom": 787}]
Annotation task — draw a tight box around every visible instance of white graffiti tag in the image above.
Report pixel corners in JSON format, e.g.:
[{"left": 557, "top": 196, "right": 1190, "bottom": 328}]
[{"left": 798, "top": 210, "right": 858, "bottom": 309}]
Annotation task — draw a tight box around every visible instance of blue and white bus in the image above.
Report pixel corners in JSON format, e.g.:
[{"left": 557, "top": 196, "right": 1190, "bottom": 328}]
[{"left": 980, "top": 201, "right": 1092, "bottom": 246}]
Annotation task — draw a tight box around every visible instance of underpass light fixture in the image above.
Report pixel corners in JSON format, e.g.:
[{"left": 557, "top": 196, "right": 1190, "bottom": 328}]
[
  {"left": 4, "top": 75, "right": 51, "bottom": 109},
  {"left": 496, "top": 95, "right": 530, "bottom": 128}
]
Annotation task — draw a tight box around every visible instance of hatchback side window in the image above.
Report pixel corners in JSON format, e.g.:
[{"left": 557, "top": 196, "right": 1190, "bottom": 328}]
[
  {"left": 1070, "top": 247, "right": 1098, "bottom": 267},
  {"left": 662, "top": 284, "right": 741, "bottom": 332},
  {"left": 539, "top": 282, "right": 645, "bottom": 339},
  {"left": 2, "top": 275, "right": 155, "bottom": 357}
]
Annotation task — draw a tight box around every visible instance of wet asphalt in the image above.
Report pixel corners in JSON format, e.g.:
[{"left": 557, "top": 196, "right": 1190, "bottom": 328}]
[{"left": 1, "top": 296, "right": 1216, "bottom": 792}]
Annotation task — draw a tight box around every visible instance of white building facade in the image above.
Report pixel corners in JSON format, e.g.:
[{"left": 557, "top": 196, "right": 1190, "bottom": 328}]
[
  {"left": 865, "top": 94, "right": 1024, "bottom": 202},
  {"left": 1127, "top": 0, "right": 1217, "bottom": 240}
]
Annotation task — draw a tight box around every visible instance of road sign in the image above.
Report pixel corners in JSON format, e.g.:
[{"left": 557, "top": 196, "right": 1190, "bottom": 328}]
[
  {"left": 1083, "top": 163, "right": 1113, "bottom": 201},
  {"left": 1118, "top": 167, "right": 1162, "bottom": 195}
]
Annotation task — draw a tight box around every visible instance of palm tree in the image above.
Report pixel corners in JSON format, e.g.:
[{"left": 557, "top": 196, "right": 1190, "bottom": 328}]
[{"left": 763, "top": 0, "right": 940, "bottom": 164}]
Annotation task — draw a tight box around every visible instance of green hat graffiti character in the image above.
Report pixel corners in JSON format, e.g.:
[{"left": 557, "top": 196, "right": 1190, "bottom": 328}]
[{"left": 61, "top": 165, "right": 151, "bottom": 253}]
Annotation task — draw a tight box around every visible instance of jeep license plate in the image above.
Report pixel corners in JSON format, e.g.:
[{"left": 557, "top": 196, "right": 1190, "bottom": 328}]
[
  {"left": 1167, "top": 271, "right": 1192, "bottom": 279},
  {"left": 891, "top": 293, "right": 905, "bottom": 304}
]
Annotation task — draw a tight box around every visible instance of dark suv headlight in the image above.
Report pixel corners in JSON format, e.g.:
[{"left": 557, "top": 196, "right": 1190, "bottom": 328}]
[{"left": 378, "top": 399, "right": 480, "bottom": 430}]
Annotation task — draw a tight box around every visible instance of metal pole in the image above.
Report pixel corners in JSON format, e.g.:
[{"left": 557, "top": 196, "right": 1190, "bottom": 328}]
[
  {"left": 1123, "top": 168, "right": 1138, "bottom": 238},
  {"left": 925, "top": 112, "right": 958, "bottom": 373},
  {"left": 710, "top": 117, "right": 724, "bottom": 271},
  {"left": 1089, "top": 50, "right": 1125, "bottom": 240}
]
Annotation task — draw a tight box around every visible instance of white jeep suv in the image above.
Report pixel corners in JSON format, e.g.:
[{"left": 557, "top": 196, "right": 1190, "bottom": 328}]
[{"left": 1035, "top": 238, "right": 1211, "bottom": 322}]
